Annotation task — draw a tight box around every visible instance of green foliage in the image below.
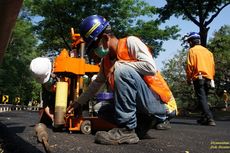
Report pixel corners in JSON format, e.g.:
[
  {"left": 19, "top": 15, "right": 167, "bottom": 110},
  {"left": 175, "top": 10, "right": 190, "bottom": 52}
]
[
  {"left": 128, "top": 20, "right": 180, "bottom": 57},
  {"left": 161, "top": 49, "right": 196, "bottom": 109},
  {"left": 23, "top": 0, "right": 179, "bottom": 56},
  {"left": 158, "top": 0, "right": 230, "bottom": 46},
  {"left": 0, "top": 18, "right": 41, "bottom": 105},
  {"left": 208, "top": 25, "right": 230, "bottom": 94}
]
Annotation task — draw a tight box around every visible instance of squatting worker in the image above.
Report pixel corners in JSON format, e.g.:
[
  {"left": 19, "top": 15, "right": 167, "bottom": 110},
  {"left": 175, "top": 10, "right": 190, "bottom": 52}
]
[
  {"left": 67, "top": 15, "right": 177, "bottom": 145},
  {"left": 30, "top": 57, "right": 56, "bottom": 127},
  {"left": 184, "top": 32, "right": 216, "bottom": 126}
]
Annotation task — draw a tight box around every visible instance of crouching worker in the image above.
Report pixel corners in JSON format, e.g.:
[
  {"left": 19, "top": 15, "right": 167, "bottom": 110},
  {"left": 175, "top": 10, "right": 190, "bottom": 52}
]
[
  {"left": 67, "top": 15, "right": 177, "bottom": 145},
  {"left": 30, "top": 57, "right": 56, "bottom": 127}
]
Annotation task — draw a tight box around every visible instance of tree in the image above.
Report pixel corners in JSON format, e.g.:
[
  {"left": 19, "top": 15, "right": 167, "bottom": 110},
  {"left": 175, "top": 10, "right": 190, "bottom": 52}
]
[
  {"left": 208, "top": 25, "right": 230, "bottom": 94},
  {"left": 128, "top": 20, "right": 180, "bottom": 57},
  {"left": 24, "top": 0, "right": 179, "bottom": 56},
  {"left": 0, "top": 17, "right": 41, "bottom": 105},
  {"left": 158, "top": 0, "right": 230, "bottom": 46}
]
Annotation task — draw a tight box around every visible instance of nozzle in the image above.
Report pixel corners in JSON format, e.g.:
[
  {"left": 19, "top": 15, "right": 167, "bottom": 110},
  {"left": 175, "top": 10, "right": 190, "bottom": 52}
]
[{"left": 34, "top": 123, "right": 51, "bottom": 153}]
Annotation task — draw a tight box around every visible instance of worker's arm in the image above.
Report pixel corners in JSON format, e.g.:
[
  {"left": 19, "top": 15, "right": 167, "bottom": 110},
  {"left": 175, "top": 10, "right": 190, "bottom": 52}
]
[
  {"left": 211, "top": 53, "right": 215, "bottom": 77},
  {"left": 77, "top": 70, "right": 106, "bottom": 105},
  {"left": 44, "top": 106, "right": 54, "bottom": 121},
  {"left": 118, "top": 36, "right": 157, "bottom": 75},
  {"left": 186, "top": 49, "right": 194, "bottom": 84},
  {"left": 67, "top": 67, "right": 106, "bottom": 111}
]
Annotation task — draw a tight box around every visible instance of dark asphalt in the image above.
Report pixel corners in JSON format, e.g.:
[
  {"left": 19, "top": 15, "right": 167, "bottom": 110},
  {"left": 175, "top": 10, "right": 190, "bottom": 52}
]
[{"left": 0, "top": 111, "right": 230, "bottom": 153}]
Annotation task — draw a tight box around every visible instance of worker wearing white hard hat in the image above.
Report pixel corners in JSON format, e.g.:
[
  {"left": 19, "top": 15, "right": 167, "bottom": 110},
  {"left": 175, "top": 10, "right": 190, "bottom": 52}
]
[
  {"left": 30, "top": 57, "right": 52, "bottom": 84},
  {"left": 223, "top": 90, "right": 229, "bottom": 109},
  {"left": 30, "top": 57, "right": 55, "bottom": 127}
]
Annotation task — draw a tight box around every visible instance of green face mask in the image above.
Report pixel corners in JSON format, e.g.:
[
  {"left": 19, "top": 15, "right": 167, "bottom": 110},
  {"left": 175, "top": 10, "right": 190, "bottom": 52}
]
[{"left": 94, "top": 45, "right": 109, "bottom": 58}]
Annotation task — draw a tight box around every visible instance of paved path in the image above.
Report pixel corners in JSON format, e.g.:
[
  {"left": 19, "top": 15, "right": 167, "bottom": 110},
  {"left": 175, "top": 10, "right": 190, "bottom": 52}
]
[{"left": 0, "top": 111, "right": 230, "bottom": 153}]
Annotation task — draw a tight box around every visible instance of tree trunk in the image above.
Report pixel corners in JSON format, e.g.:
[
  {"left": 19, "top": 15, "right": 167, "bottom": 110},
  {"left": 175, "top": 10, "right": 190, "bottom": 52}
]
[{"left": 199, "top": 26, "right": 209, "bottom": 47}]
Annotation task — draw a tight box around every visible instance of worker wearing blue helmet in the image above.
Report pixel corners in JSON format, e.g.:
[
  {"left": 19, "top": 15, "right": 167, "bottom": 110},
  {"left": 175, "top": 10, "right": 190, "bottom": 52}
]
[
  {"left": 68, "top": 15, "right": 177, "bottom": 144},
  {"left": 184, "top": 32, "right": 216, "bottom": 126},
  {"left": 79, "top": 15, "right": 110, "bottom": 48}
]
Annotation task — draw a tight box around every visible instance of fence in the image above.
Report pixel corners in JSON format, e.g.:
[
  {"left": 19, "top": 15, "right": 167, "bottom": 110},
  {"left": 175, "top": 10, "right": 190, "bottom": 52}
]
[{"left": 0, "top": 104, "right": 39, "bottom": 113}]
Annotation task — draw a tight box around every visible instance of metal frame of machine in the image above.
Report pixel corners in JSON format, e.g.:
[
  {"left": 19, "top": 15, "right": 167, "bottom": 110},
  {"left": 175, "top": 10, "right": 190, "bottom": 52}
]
[{"left": 52, "top": 28, "right": 116, "bottom": 134}]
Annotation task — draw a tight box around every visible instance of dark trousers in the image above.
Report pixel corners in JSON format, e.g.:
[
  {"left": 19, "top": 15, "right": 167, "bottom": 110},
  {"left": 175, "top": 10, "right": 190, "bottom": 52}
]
[{"left": 193, "top": 78, "right": 213, "bottom": 119}]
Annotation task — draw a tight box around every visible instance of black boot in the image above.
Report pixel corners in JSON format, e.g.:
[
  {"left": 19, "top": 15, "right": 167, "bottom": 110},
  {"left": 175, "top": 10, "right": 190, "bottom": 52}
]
[
  {"left": 197, "top": 117, "right": 216, "bottom": 126},
  {"left": 95, "top": 128, "right": 139, "bottom": 145},
  {"left": 155, "top": 119, "right": 171, "bottom": 130},
  {"left": 135, "top": 114, "right": 155, "bottom": 139}
]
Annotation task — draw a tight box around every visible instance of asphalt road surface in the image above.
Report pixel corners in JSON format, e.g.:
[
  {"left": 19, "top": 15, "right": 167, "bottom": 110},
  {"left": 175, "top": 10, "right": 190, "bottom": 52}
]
[{"left": 0, "top": 111, "right": 230, "bottom": 153}]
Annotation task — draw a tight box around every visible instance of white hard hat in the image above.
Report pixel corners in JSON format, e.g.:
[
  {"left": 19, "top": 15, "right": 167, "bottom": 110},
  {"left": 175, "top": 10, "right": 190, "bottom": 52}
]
[{"left": 30, "top": 57, "right": 52, "bottom": 84}]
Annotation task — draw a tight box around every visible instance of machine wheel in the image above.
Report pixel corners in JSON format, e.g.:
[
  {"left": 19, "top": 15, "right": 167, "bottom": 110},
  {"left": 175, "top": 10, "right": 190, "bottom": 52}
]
[{"left": 80, "top": 120, "right": 91, "bottom": 134}]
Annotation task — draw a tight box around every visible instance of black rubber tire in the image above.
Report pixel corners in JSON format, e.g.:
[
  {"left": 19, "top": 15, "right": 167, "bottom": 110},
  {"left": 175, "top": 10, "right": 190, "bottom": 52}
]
[{"left": 80, "top": 120, "right": 91, "bottom": 134}]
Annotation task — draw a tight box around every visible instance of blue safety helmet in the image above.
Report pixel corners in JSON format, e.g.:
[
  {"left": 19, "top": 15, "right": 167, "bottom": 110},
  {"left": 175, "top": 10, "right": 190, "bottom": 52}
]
[
  {"left": 79, "top": 15, "right": 110, "bottom": 48},
  {"left": 187, "top": 32, "right": 200, "bottom": 40}
]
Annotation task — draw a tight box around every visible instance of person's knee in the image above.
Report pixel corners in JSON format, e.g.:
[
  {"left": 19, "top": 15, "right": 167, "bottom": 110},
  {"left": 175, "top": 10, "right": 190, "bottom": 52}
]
[
  {"left": 115, "top": 65, "right": 130, "bottom": 76},
  {"left": 114, "top": 65, "right": 137, "bottom": 80}
]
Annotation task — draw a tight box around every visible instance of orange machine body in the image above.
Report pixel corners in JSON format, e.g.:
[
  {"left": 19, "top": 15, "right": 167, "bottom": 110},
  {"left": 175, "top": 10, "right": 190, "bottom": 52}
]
[
  {"left": 53, "top": 49, "right": 100, "bottom": 75},
  {"left": 52, "top": 29, "right": 116, "bottom": 134}
]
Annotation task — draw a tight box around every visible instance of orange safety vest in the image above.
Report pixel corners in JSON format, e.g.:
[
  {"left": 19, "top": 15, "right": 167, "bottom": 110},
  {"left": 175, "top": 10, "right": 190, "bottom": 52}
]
[{"left": 102, "top": 37, "right": 177, "bottom": 113}]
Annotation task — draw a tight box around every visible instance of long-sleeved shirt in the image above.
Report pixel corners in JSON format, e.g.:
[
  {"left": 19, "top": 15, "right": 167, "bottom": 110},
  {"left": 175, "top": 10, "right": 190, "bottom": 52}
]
[
  {"left": 77, "top": 36, "right": 157, "bottom": 105},
  {"left": 186, "top": 45, "right": 215, "bottom": 81}
]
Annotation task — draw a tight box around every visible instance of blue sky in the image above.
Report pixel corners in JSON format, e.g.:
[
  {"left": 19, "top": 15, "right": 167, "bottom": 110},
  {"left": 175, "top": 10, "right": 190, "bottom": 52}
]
[{"left": 143, "top": 0, "right": 230, "bottom": 69}]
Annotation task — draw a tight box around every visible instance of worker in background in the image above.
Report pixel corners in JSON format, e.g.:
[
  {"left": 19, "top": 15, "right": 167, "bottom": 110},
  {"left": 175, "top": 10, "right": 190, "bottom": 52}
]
[
  {"left": 30, "top": 57, "right": 56, "bottom": 127},
  {"left": 67, "top": 15, "right": 177, "bottom": 145},
  {"left": 184, "top": 32, "right": 216, "bottom": 126},
  {"left": 223, "top": 90, "right": 229, "bottom": 109}
]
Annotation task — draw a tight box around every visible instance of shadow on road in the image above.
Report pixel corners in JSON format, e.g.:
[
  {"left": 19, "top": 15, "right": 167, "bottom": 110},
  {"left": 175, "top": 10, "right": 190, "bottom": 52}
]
[
  {"left": 0, "top": 122, "right": 43, "bottom": 153},
  {"left": 170, "top": 121, "right": 198, "bottom": 126}
]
